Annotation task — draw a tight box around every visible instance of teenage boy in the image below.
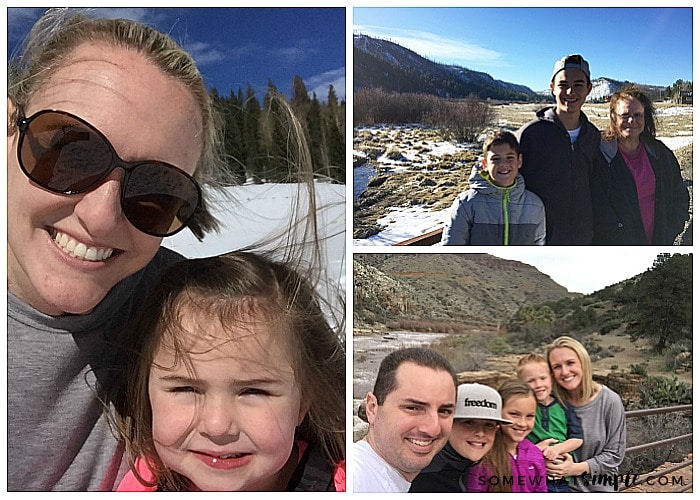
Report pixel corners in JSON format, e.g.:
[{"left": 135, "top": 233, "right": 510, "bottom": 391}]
[
  {"left": 409, "top": 383, "right": 512, "bottom": 492},
  {"left": 441, "top": 129, "right": 545, "bottom": 245},
  {"left": 517, "top": 354, "right": 584, "bottom": 492},
  {"left": 353, "top": 347, "right": 458, "bottom": 493},
  {"left": 516, "top": 54, "right": 601, "bottom": 245}
]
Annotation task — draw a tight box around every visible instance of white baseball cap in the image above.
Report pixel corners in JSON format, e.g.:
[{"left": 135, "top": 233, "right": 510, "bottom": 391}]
[{"left": 454, "top": 383, "right": 512, "bottom": 424}]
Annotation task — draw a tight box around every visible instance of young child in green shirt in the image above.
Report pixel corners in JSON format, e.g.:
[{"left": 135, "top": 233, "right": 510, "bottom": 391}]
[{"left": 517, "top": 354, "right": 583, "bottom": 492}]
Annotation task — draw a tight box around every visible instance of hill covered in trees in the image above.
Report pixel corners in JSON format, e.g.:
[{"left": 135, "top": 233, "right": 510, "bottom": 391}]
[
  {"left": 353, "top": 34, "right": 538, "bottom": 101},
  {"left": 507, "top": 253, "right": 692, "bottom": 361}
]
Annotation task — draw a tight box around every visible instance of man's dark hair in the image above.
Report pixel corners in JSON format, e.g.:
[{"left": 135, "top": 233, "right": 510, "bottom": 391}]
[{"left": 372, "top": 347, "right": 457, "bottom": 405}]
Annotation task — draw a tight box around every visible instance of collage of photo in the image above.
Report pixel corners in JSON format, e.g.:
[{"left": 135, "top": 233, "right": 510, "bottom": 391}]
[{"left": 6, "top": 5, "right": 693, "bottom": 495}]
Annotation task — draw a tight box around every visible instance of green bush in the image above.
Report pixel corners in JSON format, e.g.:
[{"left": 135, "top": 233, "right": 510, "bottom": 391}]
[
  {"left": 640, "top": 375, "right": 692, "bottom": 407},
  {"left": 630, "top": 363, "right": 648, "bottom": 376}
]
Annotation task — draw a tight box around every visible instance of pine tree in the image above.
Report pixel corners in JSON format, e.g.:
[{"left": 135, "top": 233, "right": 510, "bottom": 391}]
[
  {"left": 217, "top": 89, "right": 246, "bottom": 184},
  {"left": 262, "top": 81, "right": 290, "bottom": 182},
  {"left": 243, "top": 84, "right": 262, "bottom": 183},
  {"left": 325, "top": 85, "right": 345, "bottom": 181},
  {"left": 306, "top": 92, "right": 328, "bottom": 177},
  {"left": 626, "top": 253, "right": 692, "bottom": 351}
]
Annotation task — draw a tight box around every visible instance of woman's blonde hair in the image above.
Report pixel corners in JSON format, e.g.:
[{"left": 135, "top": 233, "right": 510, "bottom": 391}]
[
  {"left": 113, "top": 251, "right": 345, "bottom": 491},
  {"left": 603, "top": 85, "right": 657, "bottom": 143},
  {"left": 8, "top": 8, "right": 227, "bottom": 239},
  {"left": 547, "top": 336, "right": 595, "bottom": 403}
]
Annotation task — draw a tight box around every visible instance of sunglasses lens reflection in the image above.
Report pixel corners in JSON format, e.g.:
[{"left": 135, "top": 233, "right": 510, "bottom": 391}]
[{"left": 18, "top": 110, "right": 200, "bottom": 236}]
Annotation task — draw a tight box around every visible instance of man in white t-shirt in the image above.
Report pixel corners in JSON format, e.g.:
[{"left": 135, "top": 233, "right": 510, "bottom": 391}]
[{"left": 352, "top": 347, "right": 457, "bottom": 492}]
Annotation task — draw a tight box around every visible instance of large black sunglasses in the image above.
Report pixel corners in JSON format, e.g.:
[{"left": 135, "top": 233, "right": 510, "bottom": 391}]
[{"left": 16, "top": 109, "right": 202, "bottom": 237}]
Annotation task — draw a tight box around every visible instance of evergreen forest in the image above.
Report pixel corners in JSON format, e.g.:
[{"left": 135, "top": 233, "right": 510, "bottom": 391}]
[{"left": 210, "top": 76, "right": 345, "bottom": 185}]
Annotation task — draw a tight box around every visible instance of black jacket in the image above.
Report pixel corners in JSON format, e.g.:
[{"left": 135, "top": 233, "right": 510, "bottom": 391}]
[
  {"left": 591, "top": 137, "right": 690, "bottom": 245},
  {"left": 517, "top": 107, "right": 601, "bottom": 245},
  {"left": 408, "top": 442, "right": 476, "bottom": 493}
]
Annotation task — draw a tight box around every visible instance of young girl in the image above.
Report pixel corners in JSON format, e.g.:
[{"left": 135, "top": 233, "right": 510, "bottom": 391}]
[
  {"left": 465, "top": 380, "right": 547, "bottom": 492},
  {"left": 112, "top": 252, "right": 345, "bottom": 491}
]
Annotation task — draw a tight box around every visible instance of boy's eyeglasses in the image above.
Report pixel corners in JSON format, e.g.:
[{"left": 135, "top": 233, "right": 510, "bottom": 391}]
[{"left": 16, "top": 109, "right": 202, "bottom": 237}]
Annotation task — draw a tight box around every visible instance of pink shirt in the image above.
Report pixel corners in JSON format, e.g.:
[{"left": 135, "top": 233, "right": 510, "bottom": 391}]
[
  {"left": 465, "top": 439, "right": 547, "bottom": 492},
  {"left": 619, "top": 145, "right": 656, "bottom": 244},
  {"left": 117, "top": 441, "right": 345, "bottom": 492}
]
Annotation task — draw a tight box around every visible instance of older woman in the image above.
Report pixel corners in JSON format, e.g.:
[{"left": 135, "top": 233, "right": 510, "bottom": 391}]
[
  {"left": 7, "top": 9, "right": 228, "bottom": 491},
  {"left": 546, "top": 336, "right": 626, "bottom": 492},
  {"left": 591, "top": 87, "right": 689, "bottom": 245}
]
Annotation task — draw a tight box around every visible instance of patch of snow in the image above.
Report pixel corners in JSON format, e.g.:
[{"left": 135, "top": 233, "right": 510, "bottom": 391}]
[
  {"left": 353, "top": 205, "right": 446, "bottom": 246},
  {"left": 657, "top": 106, "right": 693, "bottom": 117},
  {"left": 659, "top": 136, "right": 693, "bottom": 150}
]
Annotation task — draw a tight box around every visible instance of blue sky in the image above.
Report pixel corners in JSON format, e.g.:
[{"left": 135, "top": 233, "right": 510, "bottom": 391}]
[
  {"left": 8, "top": 7, "right": 346, "bottom": 101},
  {"left": 353, "top": 6, "right": 693, "bottom": 91}
]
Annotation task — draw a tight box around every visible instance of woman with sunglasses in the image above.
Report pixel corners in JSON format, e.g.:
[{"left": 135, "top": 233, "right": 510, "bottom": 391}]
[
  {"left": 591, "top": 86, "right": 690, "bottom": 245},
  {"left": 7, "top": 9, "right": 227, "bottom": 491}
]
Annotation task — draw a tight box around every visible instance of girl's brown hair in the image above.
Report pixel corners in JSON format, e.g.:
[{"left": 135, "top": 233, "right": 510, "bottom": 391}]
[
  {"left": 113, "top": 252, "right": 345, "bottom": 491},
  {"left": 478, "top": 380, "right": 536, "bottom": 493}
]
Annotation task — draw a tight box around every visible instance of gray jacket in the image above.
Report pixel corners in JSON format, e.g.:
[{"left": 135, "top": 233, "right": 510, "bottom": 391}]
[{"left": 441, "top": 166, "right": 546, "bottom": 245}]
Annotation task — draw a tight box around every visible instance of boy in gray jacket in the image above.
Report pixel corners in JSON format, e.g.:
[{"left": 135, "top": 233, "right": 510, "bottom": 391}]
[{"left": 441, "top": 129, "right": 545, "bottom": 245}]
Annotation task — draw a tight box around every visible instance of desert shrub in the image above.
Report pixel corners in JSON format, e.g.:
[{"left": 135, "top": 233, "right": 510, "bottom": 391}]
[
  {"left": 483, "top": 334, "right": 512, "bottom": 355},
  {"left": 422, "top": 94, "right": 495, "bottom": 143},
  {"left": 599, "top": 319, "right": 622, "bottom": 335},
  {"left": 354, "top": 88, "right": 442, "bottom": 125},
  {"left": 640, "top": 375, "right": 692, "bottom": 407},
  {"left": 623, "top": 412, "right": 692, "bottom": 475},
  {"left": 630, "top": 363, "right": 648, "bottom": 376},
  {"left": 429, "top": 332, "right": 510, "bottom": 371},
  {"left": 664, "top": 341, "right": 693, "bottom": 372}
]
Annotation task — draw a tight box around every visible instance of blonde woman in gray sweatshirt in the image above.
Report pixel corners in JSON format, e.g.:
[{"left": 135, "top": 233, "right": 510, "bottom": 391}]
[{"left": 545, "top": 336, "right": 626, "bottom": 492}]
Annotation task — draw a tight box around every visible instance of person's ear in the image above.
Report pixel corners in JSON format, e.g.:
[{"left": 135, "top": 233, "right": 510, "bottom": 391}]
[
  {"left": 480, "top": 157, "right": 488, "bottom": 169},
  {"left": 296, "top": 400, "right": 310, "bottom": 427},
  {"left": 365, "top": 392, "right": 379, "bottom": 425},
  {"left": 8, "top": 97, "right": 17, "bottom": 137},
  {"left": 516, "top": 153, "right": 523, "bottom": 170}
]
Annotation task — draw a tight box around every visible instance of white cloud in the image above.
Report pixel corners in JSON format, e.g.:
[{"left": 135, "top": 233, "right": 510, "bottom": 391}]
[
  {"left": 353, "top": 24, "right": 504, "bottom": 67},
  {"left": 305, "top": 67, "right": 346, "bottom": 102},
  {"left": 185, "top": 41, "right": 226, "bottom": 66}
]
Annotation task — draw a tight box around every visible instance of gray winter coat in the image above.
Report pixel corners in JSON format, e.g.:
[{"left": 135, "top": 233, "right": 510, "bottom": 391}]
[{"left": 441, "top": 167, "right": 546, "bottom": 245}]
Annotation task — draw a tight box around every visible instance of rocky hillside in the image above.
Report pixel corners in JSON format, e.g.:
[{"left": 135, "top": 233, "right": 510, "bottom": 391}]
[{"left": 354, "top": 253, "right": 576, "bottom": 331}]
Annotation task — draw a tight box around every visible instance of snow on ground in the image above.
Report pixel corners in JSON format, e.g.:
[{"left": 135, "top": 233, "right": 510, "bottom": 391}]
[
  {"left": 163, "top": 182, "right": 346, "bottom": 321},
  {"left": 353, "top": 133, "right": 692, "bottom": 246}
]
